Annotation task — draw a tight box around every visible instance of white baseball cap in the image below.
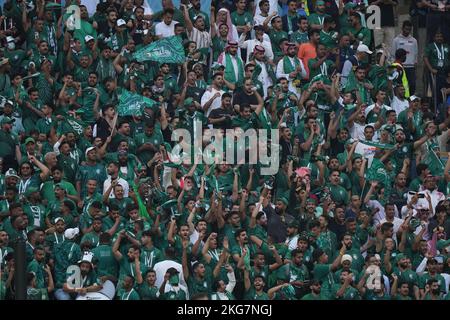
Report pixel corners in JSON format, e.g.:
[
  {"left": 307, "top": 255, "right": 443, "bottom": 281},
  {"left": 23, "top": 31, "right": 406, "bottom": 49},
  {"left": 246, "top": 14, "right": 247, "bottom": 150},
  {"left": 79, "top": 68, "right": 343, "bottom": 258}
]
[
  {"left": 6, "top": 36, "right": 15, "bottom": 43},
  {"left": 342, "top": 254, "right": 353, "bottom": 264},
  {"left": 117, "top": 19, "right": 126, "bottom": 27},
  {"left": 85, "top": 146, "right": 96, "bottom": 156},
  {"left": 64, "top": 227, "right": 79, "bottom": 240},
  {"left": 356, "top": 44, "right": 373, "bottom": 55},
  {"left": 84, "top": 35, "right": 95, "bottom": 43}
]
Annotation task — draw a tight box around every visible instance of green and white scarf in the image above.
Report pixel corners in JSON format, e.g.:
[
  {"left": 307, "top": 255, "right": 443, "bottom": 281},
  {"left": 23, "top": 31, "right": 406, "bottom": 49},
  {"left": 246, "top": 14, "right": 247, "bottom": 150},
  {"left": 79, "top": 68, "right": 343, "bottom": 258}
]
[{"left": 224, "top": 53, "right": 244, "bottom": 84}]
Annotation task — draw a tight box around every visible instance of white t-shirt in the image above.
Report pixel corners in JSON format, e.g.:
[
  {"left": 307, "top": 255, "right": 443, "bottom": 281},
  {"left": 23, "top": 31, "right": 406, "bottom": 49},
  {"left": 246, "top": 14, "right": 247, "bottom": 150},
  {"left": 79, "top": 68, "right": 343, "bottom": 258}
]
[
  {"left": 254, "top": 0, "right": 279, "bottom": 16},
  {"left": 390, "top": 96, "right": 409, "bottom": 116},
  {"left": 349, "top": 122, "right": 376, "bottom": 140},
  {"left": 103, "top": 177, "right": 129, "bottom": 199},
  {"left": 155, "top": 20, "right": 178, "bottom": 38},
  {"left": 201, "top": 88, "right": 224, "bottom": 117}
]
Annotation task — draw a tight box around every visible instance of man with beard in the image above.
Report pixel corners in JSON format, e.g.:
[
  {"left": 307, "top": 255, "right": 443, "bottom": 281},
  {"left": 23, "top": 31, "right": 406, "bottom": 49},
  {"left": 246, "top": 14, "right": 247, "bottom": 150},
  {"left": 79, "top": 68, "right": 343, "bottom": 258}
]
[
  {"left": 103, "top": 160, "right": 129, "bottom": 199},
  {"left": 348, "top": 12, "right": 371, "bottom": 48},
  {"left": 419, "top": 258, "right": 446, "bottom": 297},
  {"left": 288, "top": 249, "right": 310, "bottom": 298},
  {"left": 420, "top": 175, "right": 445, "bottom": 216},
  {"left": 113, "top": 233, "right": 146, "bottom": 295},
  {"left": 17, "top": 156, "right": 50, "bottom": 196},
  {"left": 25, "top": 228, "right": 45, "bottom": 264},
  {"left": 76, "top": 147, "right": 107, "bottom": 197},
  {"left": 98, "top": 9, "right": 118, "bottom": 43},
  {"left": 390, "top": 171, "right": 408, "bottom": 211},
  {"left": 129, "top": 6, "right": 147, "bottom": 46},
  {"left": 62, "top": 252, "right": 110, "bottom": 300},
  {"left": 80, "top": 218, "right": 103, "bottom": 248},
  {"left": 52, "top": 227, "right": 81, "bottom": 299},
  {"left": 55, "top": 140, "right": 78, "bottom": 183},
  {"left": 244, "top": 272, "right": 269, "bottom": 300},
  {"left": 182, "top": 243, "right": 213, "bottom": 297},
  {"left": 110, "top": 120, "right": 137, "bottom": 154},
  {"left": 421, "top": 278, "right": 442, "bottom": 300},
  {"left": 45, "top": 217, "right": 66, "bottom": 255},
  {"left": 183, "top": 5, "right": 211, "bottom": 58},
  {"left": 232, "top": 75, "right": 265, "bottom": 113},
  {"left": 218, "top": 41, "right": 245, "bottom": 88},
  {"left": 0, "top": 117, "right": 20, "bottom": 164},
  {"left": 180, "top": 70, "right": 205, "bottom": 104},
  {"left": 155, "top": 8, "right": 178, "bottom": 39},
  {"left": 27, "top": 246, "right": 48, "bottom": 291},
  {"left": 301, "top": 279, "right": 324, "bottom": 300},
  {"left": 312, "top": 245, "right": 346, "bottom": 299},
  {"left": 340, "top": 233, "right": 365, "bottom": 273},
  {"left": 387, "top": 253, "right": 420, "bottom": 300},
  {"left": 0, "top": 230, "right": 14, "bottom": 266},
  {"left": 208, "top": 93, "right": 234, "bottom": 130},
  {"left": 23, "top": 187, "right": 46, "bottom": 229},
  {"left": 77, "top": 72, "right": 107, "bottom": 125},
  {"left": 330, "top": 269, "right": 361, "bottom": 300},
  {"left": 307, "top": 1, "right": 330, "bottom": 29},
  {"left": 239, "top": 25, "right": 274, "bottom": 64},
  {"left": 140, "top": 231, "right": 164, "bottom": 271},
  {"left": 251, "top": 45, "right": 276, "bottom": 99},
  {"left": 201, "top": 73, "right": 225, "bottom": 117},
  {"left": 276, "top": 42, "right": 306, "bottom": 96},
  {"left": 119, "top": 275, "right": 141, "bottom": 300},
  {"left": 40, "top": 166, "right": 78, "bottom": 204},
  {"left": 388, "top": 127, "right": 429, "bottom": 175}
]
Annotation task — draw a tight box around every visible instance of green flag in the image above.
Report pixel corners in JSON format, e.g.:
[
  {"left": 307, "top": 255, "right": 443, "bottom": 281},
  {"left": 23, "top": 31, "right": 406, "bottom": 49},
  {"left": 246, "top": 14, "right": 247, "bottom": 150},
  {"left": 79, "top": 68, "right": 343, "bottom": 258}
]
[
  {"left": 422, "top": 145, "right": 444, "bottom": 176},
  {"left": 355, "top": 140, "right": 395, "bottom": 168},
  {"left": 133, "top": 36, "right": 186, "bottom": 64},
  {"left": 117, "top": 90, "right": 157, "bottom": 116},
  {"left": 365, "top": 158, "right": 392, "bottom": 201}
]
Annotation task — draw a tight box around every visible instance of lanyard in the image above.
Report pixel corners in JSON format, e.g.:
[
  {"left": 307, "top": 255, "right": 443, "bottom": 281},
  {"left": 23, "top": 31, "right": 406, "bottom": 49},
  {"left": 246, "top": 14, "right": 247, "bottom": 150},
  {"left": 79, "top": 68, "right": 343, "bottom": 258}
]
[
  {"left": 55, "top": 233, "right": 64, "bottom": 244},
  {"left": 320, "top": 62, "right": 327, "bottom": 76},
  {"left": 123, "top": 289, "right": 133, "bottom": 300},
  {"left": 208, "top": 249, "right": 220, "bottom": 262},
  {"left": 19, "top": 178, "right": 31, "bottom": 194},
  {"left": 130, "top": 263, "right": 135, "bottom": 277},
  {"left": 318, "top": 16, "right": 324, "bottom": 26},
  {"left": 144, "top": 251, "right": 154, "bottom": 268},
  {"left": 434, "top": 43, "right": 445, "bottom": 60}
]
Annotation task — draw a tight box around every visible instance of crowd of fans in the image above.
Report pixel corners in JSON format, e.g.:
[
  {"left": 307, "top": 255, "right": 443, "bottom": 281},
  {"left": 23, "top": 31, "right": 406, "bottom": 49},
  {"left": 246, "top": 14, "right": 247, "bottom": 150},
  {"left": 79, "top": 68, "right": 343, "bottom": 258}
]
[{"left": 0, "top": 0, "right": 450, "bottom": 300}]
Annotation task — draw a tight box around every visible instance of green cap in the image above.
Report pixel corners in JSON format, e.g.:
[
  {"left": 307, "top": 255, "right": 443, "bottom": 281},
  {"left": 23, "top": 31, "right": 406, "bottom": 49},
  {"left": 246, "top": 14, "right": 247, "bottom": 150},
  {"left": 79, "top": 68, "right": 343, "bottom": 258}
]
[
  {"left": 75, "top": 108, "right": 85, "bottom": 114},
  {"left": 276, "top": 197, "right": 289, "bottom": 206},
  {"left": 0, "top": 116, "right": 15, "bottom": 125},
  {"left": 183, "top": 97, "right": 194, "bottom": 107},
  {"left": 344, "top": 2, "right": 356, "bottom": 9},
  {"left": 395, "top": 253, "right": 407, "bottom": 264},
  {"left": 54, "top": 183, "right": 66, "bottom": 192},
  {"left": 25, "top": 137, "right": 35, "bottom": 145},
  {"left": 287, "top": 221, "right": 299, "bottom": 228},
  {"left": 316, "top": 0, "right": 325, "bottom": 5},
  {"left": 24, "top": 186, "right": 39, "bottom": 197}
]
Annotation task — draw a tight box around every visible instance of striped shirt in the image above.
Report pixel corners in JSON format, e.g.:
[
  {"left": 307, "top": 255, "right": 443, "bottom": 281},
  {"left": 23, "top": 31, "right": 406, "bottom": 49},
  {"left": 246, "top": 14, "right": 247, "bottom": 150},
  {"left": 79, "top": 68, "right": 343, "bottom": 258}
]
[{"left": 188, "top": 27, "right": 211, "bottom": 50}]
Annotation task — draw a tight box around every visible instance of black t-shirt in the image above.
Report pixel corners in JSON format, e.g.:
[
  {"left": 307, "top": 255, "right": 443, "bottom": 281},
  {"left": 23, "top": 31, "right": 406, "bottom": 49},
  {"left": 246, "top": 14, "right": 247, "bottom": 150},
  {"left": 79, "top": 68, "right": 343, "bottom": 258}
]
[
  {"left": 232, "top": 90, "right": 259, "bottom": 108},
  {"left": 132, "top": 21, "right": 146, "bottom": 46},
  {"left": 208, "top": 107, "right": 234, "bottom": 130},
  {"left": 329, "top": 137, "right": 345, "bottom": 158}
]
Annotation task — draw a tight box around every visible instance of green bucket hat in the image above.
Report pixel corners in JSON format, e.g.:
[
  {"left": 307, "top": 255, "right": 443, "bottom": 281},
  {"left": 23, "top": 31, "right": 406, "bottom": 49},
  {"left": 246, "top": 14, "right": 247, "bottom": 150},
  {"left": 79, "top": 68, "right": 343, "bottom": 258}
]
[{"left": 183, "top": 97, "right": 194, "bottom": 107}]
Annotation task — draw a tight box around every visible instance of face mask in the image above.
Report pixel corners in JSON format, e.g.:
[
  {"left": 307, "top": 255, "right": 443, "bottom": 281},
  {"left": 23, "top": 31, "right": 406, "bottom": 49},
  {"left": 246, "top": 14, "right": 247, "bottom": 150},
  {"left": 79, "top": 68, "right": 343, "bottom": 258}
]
[{"left": 7, "top": 42, "right": 15, "bottom": 50}]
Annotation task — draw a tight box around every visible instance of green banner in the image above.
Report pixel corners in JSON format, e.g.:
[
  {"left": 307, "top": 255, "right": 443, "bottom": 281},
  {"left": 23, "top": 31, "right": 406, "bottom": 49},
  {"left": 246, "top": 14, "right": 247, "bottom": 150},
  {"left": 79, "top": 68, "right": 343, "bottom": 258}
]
[
  {"left": 117, "top": 90, "right": 157, "bottom": 116},
  {"left": 422, "top": 146, "right": 444, "bottom": 176},
  {"left": 133, "top": 36, "right": 186, "bottom": 64}
]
